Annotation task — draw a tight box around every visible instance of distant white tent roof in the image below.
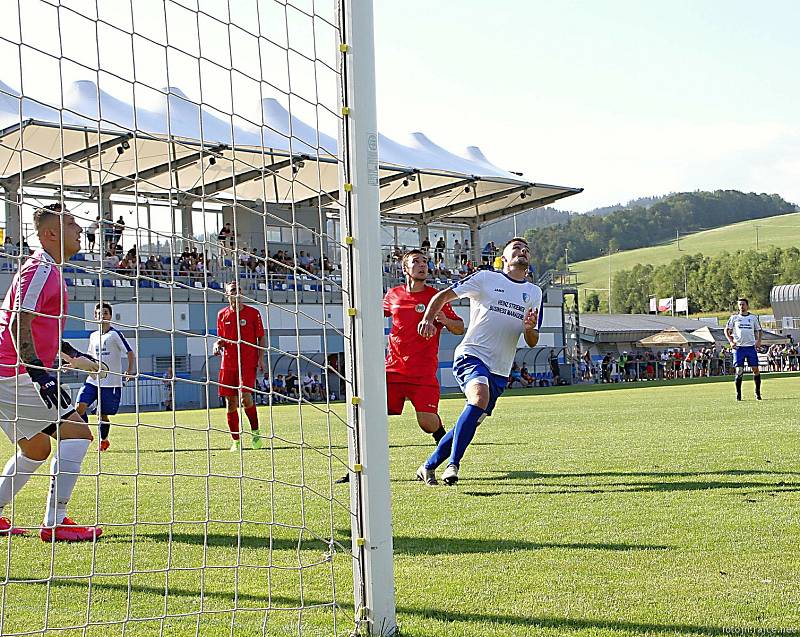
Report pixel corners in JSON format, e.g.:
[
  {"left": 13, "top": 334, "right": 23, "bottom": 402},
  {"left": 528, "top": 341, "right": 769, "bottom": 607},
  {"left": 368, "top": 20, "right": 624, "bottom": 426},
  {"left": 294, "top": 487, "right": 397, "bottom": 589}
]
[{"left": 0, "top": 80, "right": 582, "bottom": 225}]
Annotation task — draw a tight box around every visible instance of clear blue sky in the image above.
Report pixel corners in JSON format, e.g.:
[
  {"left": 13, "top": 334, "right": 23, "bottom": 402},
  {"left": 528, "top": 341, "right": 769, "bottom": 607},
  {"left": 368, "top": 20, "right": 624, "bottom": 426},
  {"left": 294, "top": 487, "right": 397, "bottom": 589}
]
[{"left": 374, "top": 0, "right": 800, "bottom": 211}]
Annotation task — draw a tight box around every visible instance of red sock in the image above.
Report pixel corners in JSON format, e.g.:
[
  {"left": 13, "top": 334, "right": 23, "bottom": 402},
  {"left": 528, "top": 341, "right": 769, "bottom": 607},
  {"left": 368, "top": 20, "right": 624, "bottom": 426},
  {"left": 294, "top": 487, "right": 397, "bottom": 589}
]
[
  {"left": 244, "top": 405, "right": 259, "bottom": 431},
  {"left": 226, "top": 411, "right": 240, "bottom": 440}
]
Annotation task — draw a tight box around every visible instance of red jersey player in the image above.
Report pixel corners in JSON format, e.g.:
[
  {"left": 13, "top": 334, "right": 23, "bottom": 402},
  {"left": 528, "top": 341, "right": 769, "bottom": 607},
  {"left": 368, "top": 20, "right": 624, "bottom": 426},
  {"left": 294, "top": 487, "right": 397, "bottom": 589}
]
[
  {"left": 336, "top": 249, "right": 463, "bottom": 483},
  {"left": 214, "top": 282, "right": 266, "bottom": 452}
]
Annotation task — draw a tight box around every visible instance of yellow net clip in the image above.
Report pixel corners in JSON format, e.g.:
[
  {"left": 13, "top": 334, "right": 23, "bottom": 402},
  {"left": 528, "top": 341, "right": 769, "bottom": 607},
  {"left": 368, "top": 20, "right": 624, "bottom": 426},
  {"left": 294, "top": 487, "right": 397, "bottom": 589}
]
[
  {"left": 350, "top": 395, "right": 361, "bottom": 405},
  {"left": 356, "top": 537, "right": 366, "bottom": 547},
  {"left": 347, "top": 307, "right": 357, "bottom": 317},
  {"left": 345, "top": 235, "right": 354, "bottom": 245},
  {"left": 353, "top": 463, "right": 363, "bottom": 473},
  {"left": 339, "top": 43, "right": 350, "bottom": 53},
  {"left": 343, "top": 183, "right": 353, "bottom": 192},
  {"left": 341, "top": 106, "right": 350, "bottom": 116}
]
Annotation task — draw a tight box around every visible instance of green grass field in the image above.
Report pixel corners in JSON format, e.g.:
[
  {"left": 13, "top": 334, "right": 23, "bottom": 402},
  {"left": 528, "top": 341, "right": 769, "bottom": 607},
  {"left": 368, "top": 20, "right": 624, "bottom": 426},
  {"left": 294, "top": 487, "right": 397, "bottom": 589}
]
[
  {"left": 572, "top": 211, "right": 800, "bottom": 297},
  {"left": 1, "top": 376, "right": 800, "bottom": 636}
]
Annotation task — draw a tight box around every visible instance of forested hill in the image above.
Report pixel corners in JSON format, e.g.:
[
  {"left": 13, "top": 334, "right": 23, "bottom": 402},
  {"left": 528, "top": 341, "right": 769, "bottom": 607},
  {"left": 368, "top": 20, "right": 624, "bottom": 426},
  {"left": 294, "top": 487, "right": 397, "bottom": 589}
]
[
  {"left": 478, "top": 195, "right": 665, "bottom": 247},
  {"left": 523, "top": 190, "right": 797, "bottom": 273}
]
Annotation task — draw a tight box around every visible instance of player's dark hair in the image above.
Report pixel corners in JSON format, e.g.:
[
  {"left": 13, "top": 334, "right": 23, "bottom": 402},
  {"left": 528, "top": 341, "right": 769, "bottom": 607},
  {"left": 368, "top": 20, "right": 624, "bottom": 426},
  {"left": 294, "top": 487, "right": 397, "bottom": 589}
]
[
  {"left": 737, "top": 297, "right": 749, "bottom": 306},
  {"left": 33, "top": 203, "right": 65, "bottom": 232},
  {"left": 503, "top": 237, "right": 528, "bottom": 250},
  {"left": 95, "top": 302, "right": 112, "bottom": 314}
]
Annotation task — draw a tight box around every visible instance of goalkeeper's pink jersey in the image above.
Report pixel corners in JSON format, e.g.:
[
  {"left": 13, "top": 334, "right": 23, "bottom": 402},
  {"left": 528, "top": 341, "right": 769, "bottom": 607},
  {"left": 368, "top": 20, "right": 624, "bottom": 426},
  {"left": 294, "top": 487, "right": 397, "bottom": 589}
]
[{"left": 0, "top": 249, "right": 68, "bottom": 377}]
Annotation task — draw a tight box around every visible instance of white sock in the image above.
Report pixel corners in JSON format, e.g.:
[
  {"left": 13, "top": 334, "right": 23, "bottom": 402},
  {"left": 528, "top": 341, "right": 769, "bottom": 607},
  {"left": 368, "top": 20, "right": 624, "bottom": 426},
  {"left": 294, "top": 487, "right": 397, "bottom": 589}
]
[
  {"left": 43, "top": 439, "right": 90, "bottom": 527},
  {"left": 0, "top": 453, "right": 44, "bottom": 517}
]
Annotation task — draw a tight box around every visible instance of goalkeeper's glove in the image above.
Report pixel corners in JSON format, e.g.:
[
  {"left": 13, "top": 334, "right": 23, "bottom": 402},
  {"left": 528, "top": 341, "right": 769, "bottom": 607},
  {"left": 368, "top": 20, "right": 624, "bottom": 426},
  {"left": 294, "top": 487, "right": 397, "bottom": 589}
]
[
  {"left": 61, "top": 342, "right": 109, "bottom": 379},
  {"left": 26, "top": 359, "right": 71, "bottom": 410}
]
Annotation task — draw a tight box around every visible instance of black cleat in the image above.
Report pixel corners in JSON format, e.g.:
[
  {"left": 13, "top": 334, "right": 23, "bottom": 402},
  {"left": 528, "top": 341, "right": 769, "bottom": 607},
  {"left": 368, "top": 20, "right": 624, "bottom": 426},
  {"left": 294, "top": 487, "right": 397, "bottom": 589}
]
[
  {"left": 335, "top": 473, "right": 350, "bottom": 484},
  {"left": 756, "top": 394, "right": 762, "bottom": 401},
  {"left": 736, "top": 394, "right": 742, "bottom": 401}
]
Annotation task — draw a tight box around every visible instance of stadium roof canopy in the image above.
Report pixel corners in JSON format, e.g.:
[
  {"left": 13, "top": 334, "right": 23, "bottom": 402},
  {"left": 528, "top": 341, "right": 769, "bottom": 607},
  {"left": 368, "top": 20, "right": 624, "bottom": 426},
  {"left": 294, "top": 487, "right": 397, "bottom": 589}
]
[{"left": 0, "top": 80, "right": 582, "bottom": 227}]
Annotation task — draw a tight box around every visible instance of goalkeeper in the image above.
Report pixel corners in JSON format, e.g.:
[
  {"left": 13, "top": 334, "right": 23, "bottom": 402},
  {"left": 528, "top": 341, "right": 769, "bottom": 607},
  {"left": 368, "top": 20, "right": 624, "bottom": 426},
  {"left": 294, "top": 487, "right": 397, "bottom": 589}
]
[
  {"left": 0, "top": 205, "right": 103, "bottom": 542},
  {"left": 76, "top": 302, "right": 135, "bottom": 451}
]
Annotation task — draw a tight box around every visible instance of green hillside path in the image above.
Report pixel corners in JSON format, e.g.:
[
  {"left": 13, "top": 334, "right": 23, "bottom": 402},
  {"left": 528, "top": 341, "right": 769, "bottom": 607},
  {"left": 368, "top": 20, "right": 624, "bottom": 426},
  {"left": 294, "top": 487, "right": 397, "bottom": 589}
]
[{"left": 572, "top": 211, "right": 800, "bottom": 294}]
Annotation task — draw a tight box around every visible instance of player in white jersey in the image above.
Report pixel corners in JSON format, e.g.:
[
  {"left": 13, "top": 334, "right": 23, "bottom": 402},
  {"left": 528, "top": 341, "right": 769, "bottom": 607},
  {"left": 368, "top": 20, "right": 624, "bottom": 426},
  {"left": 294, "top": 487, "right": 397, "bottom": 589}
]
[
  {"left": 724, "top": 297, "right": 763, "bottom": 401},
  {"left": 76, "top": 302, "right": 135, "bottom": 451},
  {"left": 416, "top": 238, "right": 542, "bottom": 485},
  {"left": 0, "top": 205, "right": 105, "bottom": 541}
]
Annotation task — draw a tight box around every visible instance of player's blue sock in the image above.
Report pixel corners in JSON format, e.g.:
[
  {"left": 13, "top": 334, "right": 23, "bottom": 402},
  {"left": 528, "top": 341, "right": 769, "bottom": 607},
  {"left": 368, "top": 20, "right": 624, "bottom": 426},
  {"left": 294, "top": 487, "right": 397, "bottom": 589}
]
[
  {"left": 448, "top": 404, "right": 485, "bottom": 467},
  {"left": 425, "top": 404, "right": 485, "bottom": 470},
  {"left": 424, "top": 428, "right": 454, "bottom": 470}
]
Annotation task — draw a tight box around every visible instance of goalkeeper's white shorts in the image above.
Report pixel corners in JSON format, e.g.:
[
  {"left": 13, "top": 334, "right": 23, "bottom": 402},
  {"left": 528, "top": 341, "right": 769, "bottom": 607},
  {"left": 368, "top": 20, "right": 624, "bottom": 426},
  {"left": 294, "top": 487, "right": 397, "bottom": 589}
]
[{"left": 0, "top": 374, "right": 74, "bottom": 442}]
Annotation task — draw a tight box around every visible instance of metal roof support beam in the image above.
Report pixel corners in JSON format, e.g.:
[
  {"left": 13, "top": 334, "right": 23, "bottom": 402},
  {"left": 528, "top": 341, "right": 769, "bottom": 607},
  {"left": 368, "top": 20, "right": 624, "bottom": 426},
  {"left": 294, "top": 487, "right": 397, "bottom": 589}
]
[
  {"left": 477, "top": 189, "right": 582, "bottom": 226},
  {"left": 421, "top": 184, "right": 529, "bottom": 223},
  {"left": 18, "top": 133, "right": 133, "bottom": 184},
  {"left": 96, "top": 144, "right": 226, "bottom": 195},
  {"left": 181, "top": 156, "right": 302, "bottom": 200},
  {"left": 380, "top": 177, "right": 474, "bottom": 213},
  {"left": 293, "top": 169, "right": 414, "bottom": 209}
]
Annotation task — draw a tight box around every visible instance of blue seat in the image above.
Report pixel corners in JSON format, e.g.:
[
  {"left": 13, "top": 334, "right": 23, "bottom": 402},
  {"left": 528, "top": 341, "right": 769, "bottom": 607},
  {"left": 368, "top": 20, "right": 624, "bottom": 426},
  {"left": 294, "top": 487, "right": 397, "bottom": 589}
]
[
  {"left": 70, "top": 253, "right": 86, "bottom": 261},
  {"left": 139, "top": 280, "right": 152, "bottom": 288},
  {"left": 224, "top": 259, "right": 232, "bottom": 267},
  {"left": 64, "top": 278, "right": 74, "bottom": 286},
  {"left": 102, "top": 279, "right": 113, "bottom": 287},
  {"left": 209, "top": 281, "right": 221, "bottom": 290}
]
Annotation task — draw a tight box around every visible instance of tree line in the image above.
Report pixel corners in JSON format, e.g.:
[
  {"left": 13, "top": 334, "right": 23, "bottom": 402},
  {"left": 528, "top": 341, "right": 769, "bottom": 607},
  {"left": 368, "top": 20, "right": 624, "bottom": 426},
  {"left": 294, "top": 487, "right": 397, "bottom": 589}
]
[
  {"left": 524, "top": 190, "right": 797, "bottom": 274},
  {"left": 603, "top": 247, "right": 800, "bottom": 314}
]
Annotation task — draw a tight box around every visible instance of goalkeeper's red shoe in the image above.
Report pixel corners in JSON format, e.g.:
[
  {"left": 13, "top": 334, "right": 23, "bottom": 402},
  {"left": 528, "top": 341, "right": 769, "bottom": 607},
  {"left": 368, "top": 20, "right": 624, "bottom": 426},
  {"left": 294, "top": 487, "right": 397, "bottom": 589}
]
[
  {"left": 99, "top": 439, "right": 110, "bottom": 452},
  {"left": 40, "top": 517, "right": 103, "bottom": 542},
  {"left": 0, "top": 516, "right": 27, "bottom": 536}
]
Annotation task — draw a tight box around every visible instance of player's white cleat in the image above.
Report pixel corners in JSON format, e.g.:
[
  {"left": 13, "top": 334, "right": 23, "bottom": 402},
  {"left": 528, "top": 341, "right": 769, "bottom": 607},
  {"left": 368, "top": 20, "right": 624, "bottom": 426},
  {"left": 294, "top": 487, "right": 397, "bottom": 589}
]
[
  {"left": 415, "top": 464, "right": 438, "bottom": 486},
  {"left": 442, "top": 464, "right": 459, "bottom": 486},
  {"left": 229, "top": 440, "right": 241, "bottom": 453}
]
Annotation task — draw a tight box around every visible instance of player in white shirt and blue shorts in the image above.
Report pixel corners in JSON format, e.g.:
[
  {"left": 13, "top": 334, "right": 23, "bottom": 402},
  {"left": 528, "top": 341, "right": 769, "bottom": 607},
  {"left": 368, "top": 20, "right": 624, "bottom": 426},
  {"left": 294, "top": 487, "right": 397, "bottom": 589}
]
[
  {"left": 416, "top": 238, "right": 543, "bottom": 485},
  {"left": 724, "top": 297, "right": 763, "bottom": 401},
  {"left": 76, "top": 303, "right": 135, "bottom": 451}
]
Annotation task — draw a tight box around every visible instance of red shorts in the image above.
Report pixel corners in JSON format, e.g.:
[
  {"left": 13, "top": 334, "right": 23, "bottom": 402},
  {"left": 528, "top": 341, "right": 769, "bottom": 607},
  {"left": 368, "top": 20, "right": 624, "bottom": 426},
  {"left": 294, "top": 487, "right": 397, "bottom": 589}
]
[
  {"left": 218, "top": 367, "right": 257, "bottom": 397},
  {"left": 386, "top": 378, "right": 440, "bottom": 416}
]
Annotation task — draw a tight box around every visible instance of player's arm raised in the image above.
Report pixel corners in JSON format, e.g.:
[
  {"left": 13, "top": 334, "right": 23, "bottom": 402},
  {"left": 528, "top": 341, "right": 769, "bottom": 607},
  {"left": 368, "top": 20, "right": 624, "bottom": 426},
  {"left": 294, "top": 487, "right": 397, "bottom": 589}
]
[
  {"left": 434, "top": 304, "right": 464, "bottom": 335},
  {"left": 60, "top": 340, "right": 108, "bottom": 378},
  {"left": 418, "top": 288, "right": 458, "bottom": 339},
  {"left": 523, "top": 307, "right": 540, "bottom": 347}
]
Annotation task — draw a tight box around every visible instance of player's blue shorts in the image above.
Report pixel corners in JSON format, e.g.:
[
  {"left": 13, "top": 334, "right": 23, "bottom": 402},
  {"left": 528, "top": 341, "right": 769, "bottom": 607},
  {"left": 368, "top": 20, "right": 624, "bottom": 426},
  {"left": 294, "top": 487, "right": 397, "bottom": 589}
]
[
  {"left": 76, "top": 384, "right": 122, "bottom": 415},
  {"left": 452, "top": 355, "right": 508, "bottom": 416},
  {"left": 733, "top": 346, "right": 759, "bottom": 369}
]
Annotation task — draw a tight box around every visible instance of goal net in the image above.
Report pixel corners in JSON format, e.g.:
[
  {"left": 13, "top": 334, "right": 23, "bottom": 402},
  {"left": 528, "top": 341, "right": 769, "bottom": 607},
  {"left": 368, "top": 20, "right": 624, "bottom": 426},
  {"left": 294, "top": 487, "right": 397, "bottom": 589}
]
[{"left": 0, "top": 1, "right": 394, "bottom": 635}]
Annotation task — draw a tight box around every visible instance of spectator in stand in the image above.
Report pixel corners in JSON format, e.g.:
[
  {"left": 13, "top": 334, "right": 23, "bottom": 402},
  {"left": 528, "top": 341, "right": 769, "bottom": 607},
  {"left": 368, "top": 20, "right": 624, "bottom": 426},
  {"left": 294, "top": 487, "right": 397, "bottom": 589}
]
[
  {"left": 549, "top": 349, "right": 561, "bottom": 385},
  {"left": 103, "top": 251, "right": 118, "bottom": 271},
  {"left": 302, "top": 372, "right": 315, "bottom": 400},
  {"left": 434, "top": 236, "right": 445, "bottom": 262},
  {"left": 117, "top": 256, "right": 134, "bottom": 276},
  {"left": 86, "top": 217, "right": 99, "bottom": 252},
  {"left": 217, "top": 223, "right": 232, "bottom": 247},
  {"left": 285, "top": 371, "right": 299, "bottom": 400},
  {"left": 420, "top": 237, "right": 431, "bottom": 253},
  {"left": 453, "top": 239, "right": 462, "bottom": 264},
  {"left": 1, "top": 236, "right": 15, "bottom": 256},
  {"left": 462, "top": 239, "right": 470, "bottom": 264},
  {"left": 520, "top": 364, "right": 533, "bottom": 386},
  {"left": 113, "top": 216, "right": 125, "bottom": 250},
  {"left": 273, "top": 374, "right": 286, "bottom": 401},
  {"left": 311, "top": 374, "right": 323, "bottom": 401},
  {"left": 508, "top": 362, "right": 524, "bottom": 388}
]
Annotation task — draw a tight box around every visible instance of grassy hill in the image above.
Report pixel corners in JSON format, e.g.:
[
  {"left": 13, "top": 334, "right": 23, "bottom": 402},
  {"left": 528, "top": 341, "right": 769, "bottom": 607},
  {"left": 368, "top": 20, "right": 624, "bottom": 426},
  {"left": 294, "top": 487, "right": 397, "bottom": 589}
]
[{"left": 572, "top": 211, "right": 800, "bottom": 298}]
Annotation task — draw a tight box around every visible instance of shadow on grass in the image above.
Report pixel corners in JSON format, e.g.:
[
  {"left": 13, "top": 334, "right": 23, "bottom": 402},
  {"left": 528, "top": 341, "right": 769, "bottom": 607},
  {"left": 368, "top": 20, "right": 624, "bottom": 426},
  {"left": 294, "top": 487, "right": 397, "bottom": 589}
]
[
  {"left": 23, "top": 579, "right": 800, "bottom": 637},
  {"left": 103, "top": 531, "right": 668, "bottom": 555},
  {"left": 464, "top": 480, "right": 800, "bottom": 497},
  {"left": 481, "top": 468, "right": 800, "bottom": 481}
]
